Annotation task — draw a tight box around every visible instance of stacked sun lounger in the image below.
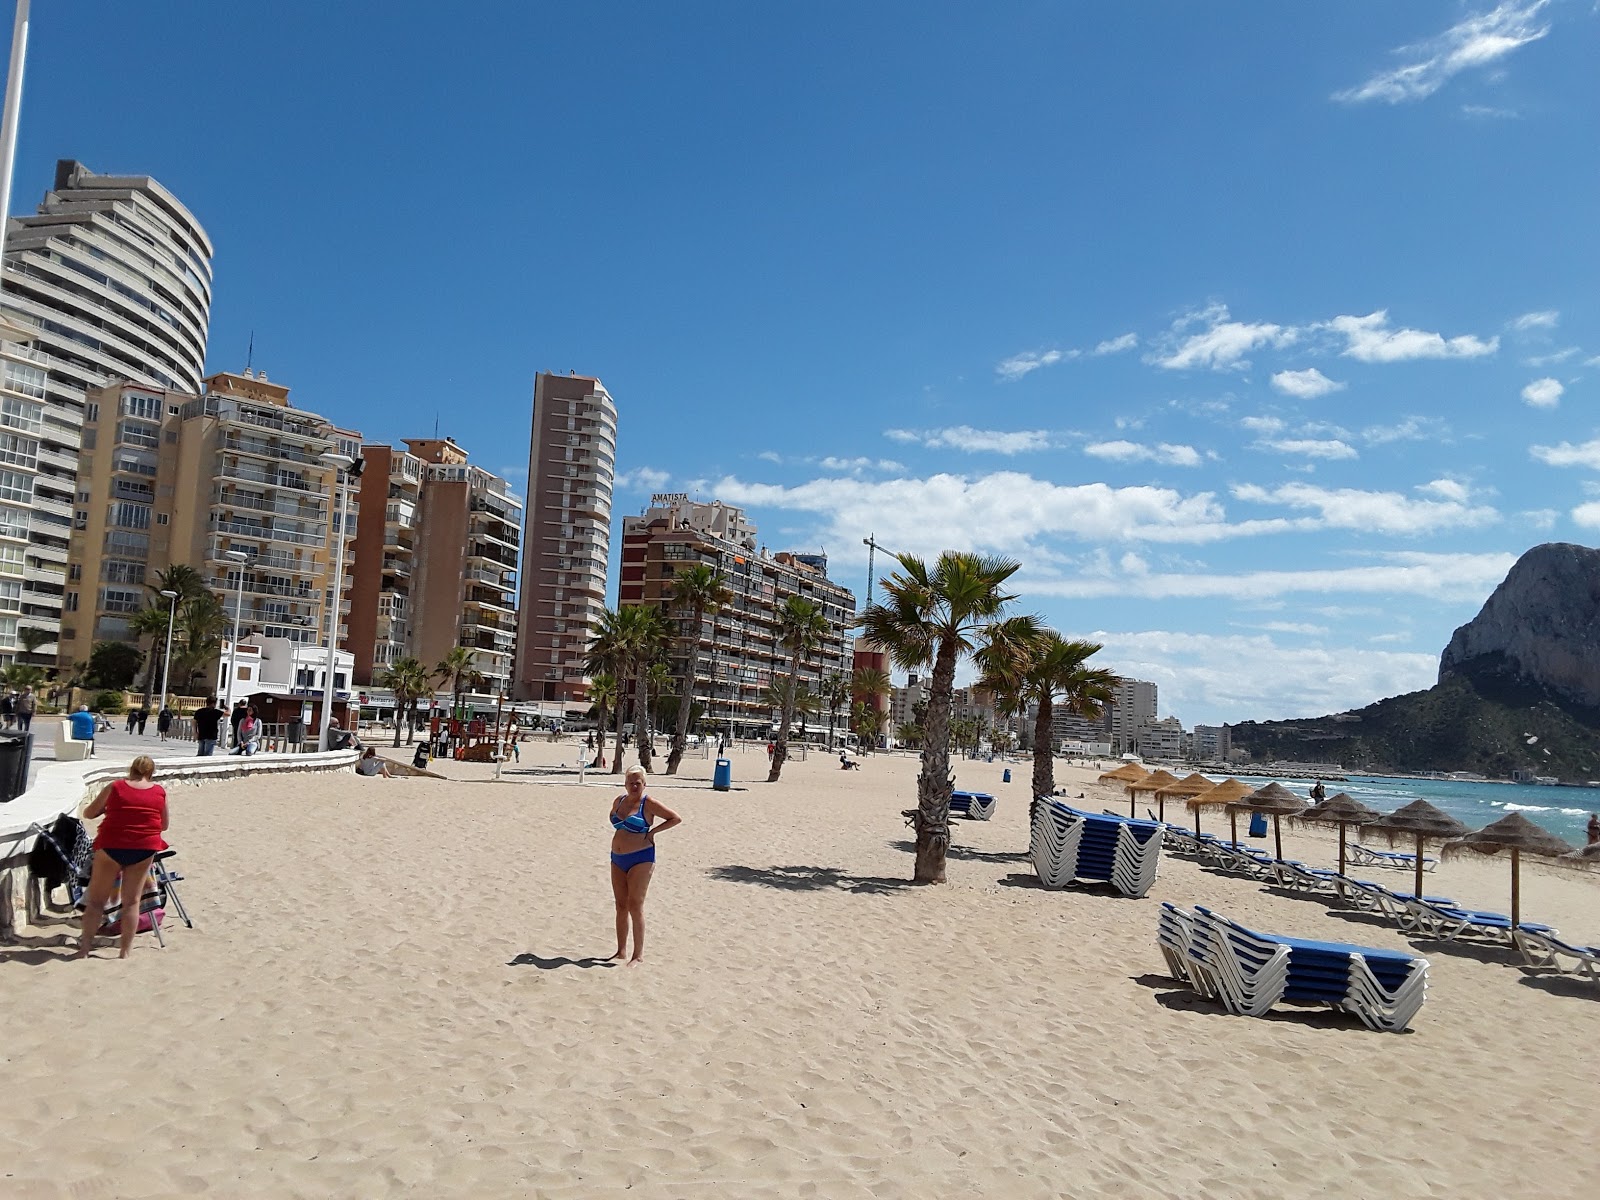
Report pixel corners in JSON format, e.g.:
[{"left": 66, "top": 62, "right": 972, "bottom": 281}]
[
  {"left": 1158, "top": 903, "right": 1430, "bottom": 1032},
  {"left": 1348, "top": 843, "right": 1437, "bottom": 872},
  {"left": 1030, "top": 800, "right": 1164, "bottom": 897},
  {"left": 949, "top": 790, "right": 997, "bottom": 821}
]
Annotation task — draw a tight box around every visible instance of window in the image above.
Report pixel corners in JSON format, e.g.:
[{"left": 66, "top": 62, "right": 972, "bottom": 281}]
[
  {"left": 168, "top": 405, "right": 179, "bottom": 416},
  {"left": 102, "top": 559, "right": 145, "bottom": 585},
  {"left": 3, "top": 361, "right": 46, "bottom": 400},
  {"left": 68, "top": 563, "right": 82, "bottom": 581},
  {"left": 99, "top": 586, "right": 143, "bottom": 614},
  {"left": 84, "top": 401, "right": 99, "bottom": 422},
  {"left": 116, "top": 420, "right": 159, "bottom": 450},
  {"left": 156, "top": 512, "right": 169, "bottom": 526},
  {"left": 0, "top": 580, "right": 20, "bottom": 613},
  {"left": 0, "top": 504, "right": 28, "bottom": 541},
  {"left": 63, "top": 591, "right": 78, "bottom": 612},
  {"left": 0, "top": 396, "right": 43, "bottom": 432},
  {"left": 0, "top": 432, "right": 38, "bottom": 469},
  {"left": 80, "top": 428, "right": 96, "bottom": 449},
  {"left": 237, "top": 666, "right": 252, "bottom": 681},
  {"left": 0, "top": 616, "right": 16, "bottom": 646},
  {"left": 121, "top": 393, "right": 163, "bottom": 420},
  {"left": 0, "top": 544, "right": 24, "bottom": 575},
  {"left": 103, "top": 529, "right": 150, "bottom": 556},
  {"left": 0, "top": 470, "right": 31, "bottom": 503},
  {"left": 108, "top": 501, "right": 152, "bottom": 530}
]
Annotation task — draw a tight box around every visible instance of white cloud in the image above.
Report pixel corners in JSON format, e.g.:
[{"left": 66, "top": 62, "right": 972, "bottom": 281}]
[
  {"left": 996, "top": 349, "right": 1069, "bottom": 380},
  {"left": 1324, "top": 310, "right": 1498, "bottom": 363},
  {"left": 885, "top": 426, "right": 1053, "bottom": 454},
  {"left": 1259, "top": 438, "right": 1359, "bottom": 461},
  {"left": 1232, "top": 481, "right": 1497, "bottom": 534},
  {"left": 818, "top": 456, "right": 904, "bottom": 473},
  {"left": 1573, "top": 503, "right": 1600, "bottom": 529},
  {"left": 1525, "top": 348, "right": 1579, "bottom": 367},
  {"left": 1521, "top": 377, "right": 1564, "bottom": 408},
  {"left": 1093, "top": 333, "right": 1138, "bottom": 356},
  {"left": 1531, "top": 439, "right": 1600, "bottom": 469},
  {"left": 1240, "top": 415, "right": 1287, "bottom": 436},
  {"left": 1083, "top": 440, "right": 1203, "bottom": 467},
  {"left": 1512, "top": 310, "right": 1560, "bottom": 331},
  {"left": 1333, "top": 1, "right": 1552, "bottom": 105},
  {"left": 1462, "top": 103, "right": 1519, "bottom": 118},
  {"left": 614, "top": 466, "right": 670, "bottom": 491},
  {"left": 1271, "top": 368, "right": 1346, "bottom": 399},
  {"left": 1417, "top": 478, "right": 1470, "bottom": 503},
  {"left": 1362, "top": 416, "right": 1448, "bottom": 445},
  {"left": 1151, "top": 303, "right": 1298, "bottom": 371},
  {"left": 1522, "top": 508, "right": 1558, "bottom": 530},
  {"left": 1248, "top": 621, "right": 1330, "bottom": 636},
  {"left": 756, "top": 450, "right": 783, "bottom": 463}
]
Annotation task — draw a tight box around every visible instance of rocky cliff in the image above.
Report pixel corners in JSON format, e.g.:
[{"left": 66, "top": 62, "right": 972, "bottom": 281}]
[
  {"left": 1438, "top": 542, "right": 1600, "bottom": 709},
  {"left": 1231, "top": 542, "right": 1600, "bottom": 779}
]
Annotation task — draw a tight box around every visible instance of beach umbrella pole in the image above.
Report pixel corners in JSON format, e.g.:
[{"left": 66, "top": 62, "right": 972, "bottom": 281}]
[
  {"left": 1337, "top": 823, "right": 1347, "bottom": 897},
  {"left": 1273, "top": 814, "right": 1283, "bottom": 862},
  {"left": 1229, "top": 810, "right": 1235, "bottom": 846},
  {"left": 1511, "top": 847, "right": 1520, "bottom": 930},
  {"left": 1414, "top": 835, "right": 1424, "bottom": 899}
]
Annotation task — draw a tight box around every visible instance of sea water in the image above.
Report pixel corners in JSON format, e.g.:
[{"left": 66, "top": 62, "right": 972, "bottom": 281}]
[{"left": 1264, "top": 776, "right": 1597, "bottom": 844}]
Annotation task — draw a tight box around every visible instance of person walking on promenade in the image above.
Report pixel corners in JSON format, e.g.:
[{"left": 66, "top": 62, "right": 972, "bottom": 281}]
[
  {"left": 74, "top": 755, "right": 167, "bottom": 959},
  {"left": 0, "top": 690, "right": 13, "bottom": 729},
  {"left": 16, "top": 686, "right": 34, "bottom": 733},
  {"left": 607, "top": 766, "right": 681, "bottom": 966},
  {"left": 125, "top": 706, "right": 138, "bottom": 734},
  {"left": 135, "top": 704, "right": 150, "bottom": 735},
  {"left": 157, "top": 706, "right": 174, "bottom": 742},
  {"left": 193, "top": 697, "right": 223, "bottom": 756}
]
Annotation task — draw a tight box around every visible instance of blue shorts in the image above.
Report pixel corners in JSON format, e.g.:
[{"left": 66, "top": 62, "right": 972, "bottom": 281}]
[{"left": 610, "top": 846, "right": 655, "bottom": 872}]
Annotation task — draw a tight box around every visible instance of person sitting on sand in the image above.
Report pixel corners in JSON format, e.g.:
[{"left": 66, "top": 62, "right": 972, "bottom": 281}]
[
  {"left": 356, "top": 747, "right": 392, "bottom": 778},
  {"left": 608, "top": 765, "right": 681, "bottom": 966},
  {"left": 75, "top": 755, "right": 167, "bottom": 960}
]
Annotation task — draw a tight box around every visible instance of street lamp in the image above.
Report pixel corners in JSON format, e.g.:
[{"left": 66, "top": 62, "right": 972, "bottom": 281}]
[
  {"left": 157, "top": 588, "right": 179, "bottom": 714},
  {"left": 317, "top": 450, "right": 358, "bottom": 752},
  {"left": 222, "top": 549, "right": 250, "bottom": 714}
]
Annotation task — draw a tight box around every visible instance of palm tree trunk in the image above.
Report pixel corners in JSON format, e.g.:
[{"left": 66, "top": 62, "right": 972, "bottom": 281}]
[
  {"left": 593, "top": 704, "right": 608, "bottom": 768},
  {"left": 666, "top": 610, "right": 702, "bottom": 775},
  {"left": 913, "top": 639, "right": 960, "bottom": 883},
  {"left": 768, "top": 652, "right": 800, "bottom": 781},
  {"left": 141, "top": 639, "right": 158, "bottom": 706},
  {"left": 634, "top": 671, "right": 652, "bottom": 769},
  {"left": 610, "top": 691, "right": 626, "bottom": 773},
  {"left": 393, "top": 700, "right": 404, "bottom": 748},
  {"left": 1031, "top": 697, "right": 1055, "bottom": 802}
]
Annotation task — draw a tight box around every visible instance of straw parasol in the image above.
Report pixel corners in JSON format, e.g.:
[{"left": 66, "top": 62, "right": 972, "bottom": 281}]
[
  {"left": 1300, "top": 792, "right": 1381, "bottom": 886},
  {"left": 1442, "top": 811, "right": 1573, "bottom": 929},
  {"left": 1181, "top": 777, "right": 1252, "bottom": 834},
  {"left": 1125, "top": 768, "right": 1180, "bottom": 818},
  {"left": 1367, "top": 800, "right": 1471, "bottom": 900},
  {"left": 1152, "top": 772, "right": 1215, "bottom": 823},
  {"left": 1097, "top": 762, "right": 1148, "bottom": 786},
  {"left": 1225, "top": 783, "right": 1307, "bottom": 860}
]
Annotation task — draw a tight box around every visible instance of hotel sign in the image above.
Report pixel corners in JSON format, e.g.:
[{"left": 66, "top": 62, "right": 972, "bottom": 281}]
[{"left": 651, "top": 492, "right": 689, "bottom": 506}]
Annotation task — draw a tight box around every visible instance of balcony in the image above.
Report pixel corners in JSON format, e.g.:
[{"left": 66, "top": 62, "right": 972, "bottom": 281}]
[
  {"left": 465, "top": 566, "right": 513, "bottom": 589},
  {"left": 207, "top": 518, "right": 328, "bottom": 548},
  {"left": 221, "top": 431, "right": 324, "bottom": 467},
  {"left": 216, "top": 457, "right": 316, "bottom": 492},
  {"left": 382, "top": 556, "right": 412, "bottom": 578},
  {"left": 213, "top": 487, "right": 327, "bottom": 521},
  {"left": 466, "top": 588, "right": 513, "bottom": 612}
]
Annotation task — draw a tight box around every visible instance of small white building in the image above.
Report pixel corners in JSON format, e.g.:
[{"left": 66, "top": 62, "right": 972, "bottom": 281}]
[{"left": 217, "top": 636, "right": 355, "bottom": 713}]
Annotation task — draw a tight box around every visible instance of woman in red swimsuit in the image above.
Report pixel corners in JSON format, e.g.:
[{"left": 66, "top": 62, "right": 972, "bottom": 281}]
[{"left": 75, "top": 754, "right": 168, "bottom": 959}]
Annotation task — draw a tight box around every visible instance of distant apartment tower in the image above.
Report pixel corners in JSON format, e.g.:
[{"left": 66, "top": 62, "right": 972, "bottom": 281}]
[
  {"left": 617, "top": 497, "right": 854, "bottom": 737},
  {"left": 62, "top": 371, "right": 358, "bottom": 672},
  {"left": 1108, "top": 678, "right": 1158, "bottom": 754},
  {"left": 349, "top": 438, "right": 521, "bottom": 693},
  {"left": 515, "top": 372, "right": 617, "bottom": 702},
  {"left": 1, "top": 160, "right": 212, "bottom": 664},
  {"left": 1192, "top": 724, "right": 1231, "bottom": 761}
]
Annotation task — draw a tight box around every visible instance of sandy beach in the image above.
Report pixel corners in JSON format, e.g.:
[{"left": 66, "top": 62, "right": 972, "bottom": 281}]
[{"left": 4, "top": 739, "right": 1598, "bottom": 1199}]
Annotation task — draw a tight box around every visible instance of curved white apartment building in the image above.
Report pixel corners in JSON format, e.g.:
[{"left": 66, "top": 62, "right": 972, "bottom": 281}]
[
  {"left": 515, "top": 372, "right": 617, "bottom": 703},
  {"left": 0, "top": 160, "right": 212, "bottom": 667}
]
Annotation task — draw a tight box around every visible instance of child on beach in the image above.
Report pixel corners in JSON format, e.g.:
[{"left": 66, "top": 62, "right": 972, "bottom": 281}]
[{"left": 608, "top": 766, "right": 681, "bottom": 965}]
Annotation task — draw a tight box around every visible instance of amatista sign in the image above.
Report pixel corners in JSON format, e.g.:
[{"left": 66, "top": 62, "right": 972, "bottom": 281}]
[{"left": 650, "top": 492, "right": 689, "bottom": 506}]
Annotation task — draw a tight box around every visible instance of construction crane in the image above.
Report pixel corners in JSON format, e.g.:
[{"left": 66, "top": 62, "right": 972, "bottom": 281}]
[{"left": 862, "top": 533, "right": 889, "bottom": 613}]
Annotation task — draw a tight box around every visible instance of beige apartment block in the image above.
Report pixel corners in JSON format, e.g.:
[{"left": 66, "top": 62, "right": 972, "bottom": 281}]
[
  {"left": 617, "top": 497, "right": 855, "bottom": 738},
  {"left": 61, "top": 370, "right": 359, "bottom": 676},
  {"left": 515, "top": 372, "right": 616, "bottom": 703},
  {"left": 349, "top": 438, "right": 521, "bottom": 692}
]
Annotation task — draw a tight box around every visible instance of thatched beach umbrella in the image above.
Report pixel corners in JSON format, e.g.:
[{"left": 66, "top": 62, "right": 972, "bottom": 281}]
[
  {"left": 1300, "top": 792, "right": 1381, "bottom": 885},
  {"left": 1097, "top": 762, "right": 1148, "bottom": 786},
  {"left": 1368, "top": 799, "right": 1471, "bottom": 900},
  {"left": 1442, "top": 811, "right": 1573, "bottom": 930},
  {"left": 1125, "top": 768, "right": 1180, "bottom": 818},
  {"left": 1225, "top": 783, "right": 1307, "bottom": 861},
  {"left": 1153, "top": 772, "right": 1214, "bottom": 823},
  {"left": 1183, "top": 777, "right": 1253, "bottom": 835}
]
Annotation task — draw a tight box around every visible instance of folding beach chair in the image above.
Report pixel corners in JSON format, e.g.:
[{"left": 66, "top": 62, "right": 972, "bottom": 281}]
[{"left": 27, "top": 820, "right": 173, "bottom": 948}]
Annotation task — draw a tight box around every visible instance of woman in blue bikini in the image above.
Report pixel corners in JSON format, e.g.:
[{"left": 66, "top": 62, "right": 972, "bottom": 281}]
[{"left": 609, "top": 766, "right": 681, "bottom": 964}]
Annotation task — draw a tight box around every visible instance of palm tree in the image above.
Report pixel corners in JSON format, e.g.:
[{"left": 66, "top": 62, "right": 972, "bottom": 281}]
[
  {"left": 978, "top": 631, "right": 1118, "bottom": 802},
  {"left": 644, "top": 658, "right": 674, "bottom": 734},
  {"left": 128, "top": 605, "right": 173, "bottom": 706},
  {"left": 586, "top": 605, "right": 667, "bottom": 772},
  {"left": 664, "top": 564, "right": 733, "bottom": 775},
  {"left": 862, "top": 551, "right": 1044, "bottom": 883},
  {"left": 767, "top": 596, "right": 829, "bottom": 782},
  {"left": 628, "top": 607, "right": 671, "bottom": 771},
  {"left": 586, "top": 672, "right": 620, "bottom": 768},
  {"left": 380, "top": 656, "right": 431, "bottom": 747},
  {"left": 172, "top": 591, "right": 229, "bottom": 697},
  {"left": 587, "top": 607, "right": 634, "bottom": 773},
  {"left": 850, "top": 666, "right": 890, "bottom": 752},
  {"left": 17, "top": 626, "right": 51, "bottom": 666},
  {"left": 819, "top": 673, "right": 852, "bottom": 751},
  {"left": 149, "top": 563, "right": 207, "bottom": 601},
  {"left": 434, "top": 646, "right": 485, "bottom": 718},
  {"left": 851, "top": 698, "right": 884, "bottom": 752}
]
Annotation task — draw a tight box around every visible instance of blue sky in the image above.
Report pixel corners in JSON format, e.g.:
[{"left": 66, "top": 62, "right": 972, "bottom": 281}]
[{"left": 11, "top": 2, "right": 1598, "bottom": 725}]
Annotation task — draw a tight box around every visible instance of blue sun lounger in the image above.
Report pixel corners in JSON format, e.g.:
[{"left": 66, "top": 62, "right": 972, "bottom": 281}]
[
  {"left": 949, "top": 790, "right": 997, "bottom": 821},
  {"left": 1031, "top": 800, "right": 1164, "bottom": 897},
  {"left": 1348, "top": 843, "right": 1437, "bottom": 872}
]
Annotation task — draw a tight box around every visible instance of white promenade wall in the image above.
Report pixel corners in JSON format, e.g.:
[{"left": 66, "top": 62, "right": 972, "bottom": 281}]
[{"left": 0, "top": 749, "right": 359, "bottom": 939}]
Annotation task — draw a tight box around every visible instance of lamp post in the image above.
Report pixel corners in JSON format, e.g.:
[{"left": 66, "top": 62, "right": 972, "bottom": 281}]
[
  {"left": 157, "top": 588, "right": 179, "bottom": 715},
  {"left": 317, "top": 451, "right": 356, "bottom": 752},
  {"left": 222, "top": 549, "right": 249, "bottom": 714},
  {"left": 0, "top": 1, "right": 31, "bottom": 272}
]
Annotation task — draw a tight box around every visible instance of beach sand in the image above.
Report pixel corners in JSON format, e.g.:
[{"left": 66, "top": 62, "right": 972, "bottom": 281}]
[{"left": 4, "top": 740, "right": 1598, "bottom": 1198}]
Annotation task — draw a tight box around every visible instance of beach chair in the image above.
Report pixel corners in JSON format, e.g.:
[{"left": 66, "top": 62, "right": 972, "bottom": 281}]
[
  {"left": 1030, "top": 799, "right": 1165, "bottom": 898},
  {"left": 1179, "top": 906, "right": 1429, "bottom": 1031},
  {"left": 949, "top": 790, "right": 997, "bottom": 821},
  {"left": 1390, "top": 895, "right": 1556, "bottom": 945},
  {"left": 1348, "top": 843, "right": 1437, "bottom": 873},
  {"left": 1512, "top": 929, "right": 1600, "bottom": 981},
  {"left": 26, "top": 820, "right": 174, "bottom": 947}
]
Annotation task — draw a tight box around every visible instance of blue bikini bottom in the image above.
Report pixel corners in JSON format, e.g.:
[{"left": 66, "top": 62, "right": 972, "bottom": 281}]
[{"left": 611, "top": 845, "right": 656, "bottom": 872}]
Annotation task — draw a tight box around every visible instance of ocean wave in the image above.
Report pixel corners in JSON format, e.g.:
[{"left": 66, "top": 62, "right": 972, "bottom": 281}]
[
  {"left": 1503, "top": 803, "right": 1553, "bottom": 813},
  {"left": 1559, "top": 808, "right": 1588, "bottom": 816}
]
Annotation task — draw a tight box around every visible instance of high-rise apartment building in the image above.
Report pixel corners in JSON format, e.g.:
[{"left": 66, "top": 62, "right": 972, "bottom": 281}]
[
  {"left": 349, "top": 438, "right": 521, "bottom": 693},
  {"left": 62, "top": 371, "right": 358, "bottom": 674},
  {"left": 1108, "top": 677, "right": 1158, "bottom": 754},
  {"left": 515, "top": 372, "right": 616, "bottom": 702},
  {"left": 617, "top": 497, "right": 855, "bottom": 738},
  {"left": 1, "top": 160, "right": 212, "bottom": 663}
]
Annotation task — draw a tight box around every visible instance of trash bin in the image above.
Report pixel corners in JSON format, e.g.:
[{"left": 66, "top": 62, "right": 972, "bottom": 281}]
[
  {"left": 713, "top": 757, "right": 732, "bottom": 791},
  {"left": 1002, "top": 768, "right": 1011, "bottom": 784},
  {"left": 286, "top": 718, "right": 305, "bottom": 748},
  {"left": 1248, "top": 812, "right": 1269, "bottom": 838},
  {"left": 0, "top": 729, "right": 33, "bottom": 803}
]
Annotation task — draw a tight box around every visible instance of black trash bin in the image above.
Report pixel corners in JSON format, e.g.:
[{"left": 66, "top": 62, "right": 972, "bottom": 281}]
[
  {"left": 286, "top": 718, "right": 305, "bottom": 748},
  {"left": 0, "top": 729, "right": 34, "bottom": 803}
]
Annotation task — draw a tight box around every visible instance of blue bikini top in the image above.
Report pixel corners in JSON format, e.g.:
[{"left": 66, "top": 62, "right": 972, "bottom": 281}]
[{"left": 611, "top": 796, "right": 649, "bottom": 835}]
